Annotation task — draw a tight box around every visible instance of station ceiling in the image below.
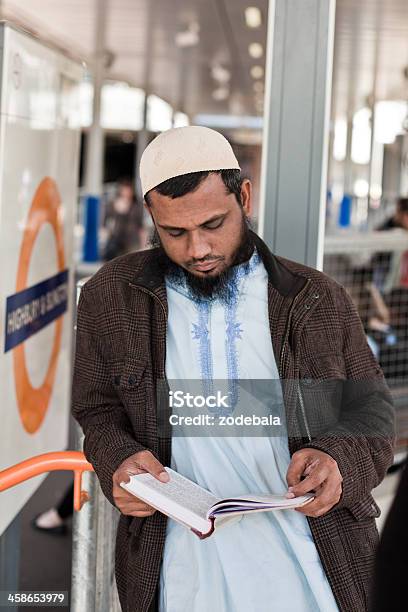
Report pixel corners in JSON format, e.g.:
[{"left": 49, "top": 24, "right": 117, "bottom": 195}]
[
  {"left": 334, "top": 0, "right": 408, "bottom": 116},
  {"left": 1, "top": 0, "right": 408, "bottom": 120}
]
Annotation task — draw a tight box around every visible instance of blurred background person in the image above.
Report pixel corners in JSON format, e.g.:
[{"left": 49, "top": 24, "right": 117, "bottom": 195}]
[
  {"left": 102, "top": 177, "right": 145, "bottom": 261},
  {"left": 31, "top": 484, "right": 74, "bottom": 536},
  {"left": 376, "top": 197, "right": 408, "bottom": 232},
  {"left": 372, "top": 197, "right": 408, "bottom": 291}
]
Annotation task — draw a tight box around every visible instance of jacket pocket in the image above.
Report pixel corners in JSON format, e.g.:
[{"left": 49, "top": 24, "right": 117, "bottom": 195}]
[
  {"left": 343, "top": 496, "right": 380, "bottom": 571},
  {"left": 299, "top": 353, "right": 347, "bottom": 387},
  {"left": 347, "top": 495, "right": 381, "bottom": 521},
  {"left": 111, "top": 356, "right": 147, "bottom": 392}
]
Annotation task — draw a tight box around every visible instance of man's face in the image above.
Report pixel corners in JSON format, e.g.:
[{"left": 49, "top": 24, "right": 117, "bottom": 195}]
[
  {"left": 145, "top": 173, "right": 253, "bottom": 279},
  {"left": 145, "top": 173, "right": 254, "bottom": 300}
]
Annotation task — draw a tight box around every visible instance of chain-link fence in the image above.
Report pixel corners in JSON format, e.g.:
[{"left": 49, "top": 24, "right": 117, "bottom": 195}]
[{"left": 324, "top": 231, "right": 408, "bottom": 460}]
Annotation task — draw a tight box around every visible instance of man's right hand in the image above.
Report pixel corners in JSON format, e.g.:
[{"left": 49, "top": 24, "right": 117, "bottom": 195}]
[{"left": 112, "top": 450, "right": 169, "bottom": 517}]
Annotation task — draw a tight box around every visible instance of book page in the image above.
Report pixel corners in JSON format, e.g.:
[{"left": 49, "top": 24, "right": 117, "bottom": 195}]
[
  {"left": 122, "top": 468, "right": 219, "bottom": 521},
  {"left": 210, "top": 493, "right": 314, "bottom": 514}
]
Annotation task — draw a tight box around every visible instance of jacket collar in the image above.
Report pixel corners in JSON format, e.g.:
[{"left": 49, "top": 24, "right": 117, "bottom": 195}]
[{"left": 131, "top": 230, "right": 307, "bottom": 299}]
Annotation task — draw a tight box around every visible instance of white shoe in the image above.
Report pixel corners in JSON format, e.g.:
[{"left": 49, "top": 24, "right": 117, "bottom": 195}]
[{"left": 32, "top": 508, "right": 67, "bottom": 535}]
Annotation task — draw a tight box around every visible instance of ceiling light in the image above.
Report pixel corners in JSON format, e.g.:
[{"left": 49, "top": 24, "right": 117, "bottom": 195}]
[
  {"left": 253, "top": 81, "right": 264, "bottom": 93},
  {"left": 175, "top": 30, "right": 199, "bottom": 48},
  {"left": 375, "top": 100, "right": 408, "bottom": 144},
  {"left": 353, "top": 179, "right": 369, "bottom": 198},
  {"left": 173, "top": 112, "right": 190, "bottom": 127},
  {"left": 211, "top": 64, "right": 231, "bottom": 84},
  {"left": 351, "top": 107, "right": 371, "bottom": 164},
  {"left": 212, "top": 87, "right": 229, "bottom": 101},
  {"left": 245, "top": 7, "right": 262, "bottom": 28},
  {"left": 229, "top": 93, "right": 245, "bottom": 115},
  {"left": 175, "top": 22, "right": 200, "bottom": 48},
  {"left": 333, "top": 117, "right": 347, "bottom": 162},
  {"left": 250, "top": 65, "right": 264, "bottom": 79},
  {"left": 248, "top": 43, "right": 263, "bottom": 59}
]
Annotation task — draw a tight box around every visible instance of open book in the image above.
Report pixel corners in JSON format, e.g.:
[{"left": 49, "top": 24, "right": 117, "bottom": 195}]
[{"left": 120, "top": 467, "right": 314, "bottom": 539}]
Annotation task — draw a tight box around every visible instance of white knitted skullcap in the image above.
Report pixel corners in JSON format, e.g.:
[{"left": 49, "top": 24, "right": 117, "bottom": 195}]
[{"left": 139, "top": 126, "right": 240, "bottom": 197}]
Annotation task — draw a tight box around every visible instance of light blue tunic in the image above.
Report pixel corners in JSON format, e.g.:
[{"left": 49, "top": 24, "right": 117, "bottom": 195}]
[{"left": 159, "top": 250, "right": 338, "bottom": 612}]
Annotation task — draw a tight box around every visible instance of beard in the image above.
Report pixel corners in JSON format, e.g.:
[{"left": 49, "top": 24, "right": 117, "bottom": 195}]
[{"left": 149, "top": 213, "right": 255, "bottom": 303}]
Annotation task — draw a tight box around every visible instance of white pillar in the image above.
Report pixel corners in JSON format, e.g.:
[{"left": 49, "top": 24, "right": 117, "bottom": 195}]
[
  {"left": 134, "top": 2, "right": 155, "bottom": 202},
  {"left": 259, "top": 0, "right": 336, "bottom": 269},
  {"left": 83, "top": 0, "right": 108, "bottom": 262},
  {"left": 85, "top": 0, "right": 108, "bottom": 196}
]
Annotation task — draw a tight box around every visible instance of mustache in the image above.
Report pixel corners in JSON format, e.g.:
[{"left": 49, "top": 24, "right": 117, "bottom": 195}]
[{"left": 187, "top": 256, "right": 224, "bottom": 267}]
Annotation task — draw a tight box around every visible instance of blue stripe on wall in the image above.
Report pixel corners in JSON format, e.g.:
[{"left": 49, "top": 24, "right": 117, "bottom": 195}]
[{"left": 4, "top": 269, "right": 69, "bottom": 353}]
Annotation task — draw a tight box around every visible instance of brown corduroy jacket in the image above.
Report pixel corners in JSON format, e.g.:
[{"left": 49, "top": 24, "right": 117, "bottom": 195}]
[{"left": 72, "top": 232, "right": 395, "bottom": 612}]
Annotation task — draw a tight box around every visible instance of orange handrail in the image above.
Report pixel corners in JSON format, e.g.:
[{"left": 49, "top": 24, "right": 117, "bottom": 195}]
[{"left": 0, "top": 451, "right": 94, "bottom": 511}]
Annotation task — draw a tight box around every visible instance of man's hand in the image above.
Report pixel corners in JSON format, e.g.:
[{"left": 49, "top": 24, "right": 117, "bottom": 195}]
[
  {"left": 286, "top": 449, "right": 343, "bottom": 517},
  {"left": 112, "top": 450, "right": 169, "bottom": 517}
]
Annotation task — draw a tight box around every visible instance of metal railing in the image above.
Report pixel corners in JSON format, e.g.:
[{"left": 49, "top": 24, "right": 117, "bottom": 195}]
[
  {"left": 0, "top": 451, "right": 93, "bottom": 511},
  {"left": 0, "top": 444, "right": 122, "bottom": 612},
  {"left": 71, "top": 277, "right": 122, "bottom": 612},
  {"left": 71, "top": 425, "right": 122, "bottom": 612}
]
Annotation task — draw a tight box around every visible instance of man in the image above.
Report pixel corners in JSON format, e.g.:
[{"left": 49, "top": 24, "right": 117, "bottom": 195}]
[
  {"left": 72, "top": 126, "right": 395, "bottom": 612},
  {"left": 102, "top": 178, "right": 145, "bottom": 261},
  {"left": 372, "top": 196, "right": 408, "bottom": 290},
  {"left": 376, "top": 197, "right": 408, "bottom": 231}
]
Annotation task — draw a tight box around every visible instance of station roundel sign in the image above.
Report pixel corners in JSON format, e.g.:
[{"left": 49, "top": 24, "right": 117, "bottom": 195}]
[{"left": 13, "top": 177, "right": 66, "bottom": 434}]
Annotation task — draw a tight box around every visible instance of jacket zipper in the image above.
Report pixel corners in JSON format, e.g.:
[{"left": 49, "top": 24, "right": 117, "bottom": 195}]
[
  {"left": 297, "top": 385, "right": 311, "bottom": 441},
  {"left": 278, "top": 287, "right": 342, "bottom": 611},
  {"left": 279, "top": 278, "right": 312, "bottom": 442}
]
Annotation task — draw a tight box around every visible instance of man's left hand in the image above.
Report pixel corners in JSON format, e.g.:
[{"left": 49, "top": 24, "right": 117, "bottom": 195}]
[{"left": 286, "top": 449, "right": 343, "bottom": 517}]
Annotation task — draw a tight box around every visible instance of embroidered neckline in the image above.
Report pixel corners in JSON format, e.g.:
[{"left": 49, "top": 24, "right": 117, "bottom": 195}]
[
  {"left": 189, "top": 250, "right": 261, "bottom": 414},
  {"left": 165, "top": 249, "right": 263, "bottom": 415}
]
